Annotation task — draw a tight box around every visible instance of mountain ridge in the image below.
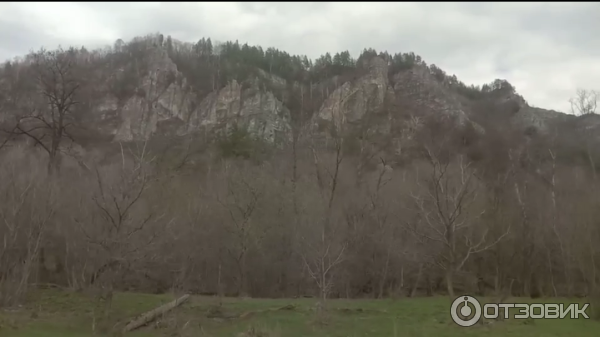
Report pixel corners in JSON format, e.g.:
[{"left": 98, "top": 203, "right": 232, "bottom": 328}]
[{"left": 0, "top": 33, "right": 573, "bottom": 147}]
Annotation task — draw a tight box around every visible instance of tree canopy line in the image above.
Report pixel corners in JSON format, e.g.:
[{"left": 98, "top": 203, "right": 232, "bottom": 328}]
[
  {"left": 84, "top": 34, "right": 516, "bottom": 103},
  {"left": 0, "top": 33, "right": 599, "bottom": 322},
  {"left": 180, "top": 36, "right": 514, "bottom": 99}
]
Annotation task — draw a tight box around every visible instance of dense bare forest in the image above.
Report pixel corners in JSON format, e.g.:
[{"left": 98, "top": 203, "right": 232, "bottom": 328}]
[{"left": 0, "top": 33, "right": 599, "bottom": 310}]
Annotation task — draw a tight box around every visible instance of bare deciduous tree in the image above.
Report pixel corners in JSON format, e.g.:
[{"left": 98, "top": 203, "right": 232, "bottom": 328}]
[
  {"left": 74, "top": 142, "right": 163, "bottom": 321},
  {"left": 216, "top": 162, "right": 267, "bottom": 297},
  {"left": 8, "top": 47, "right": 83, "bottom": 174},
  {"left": 570, "top": 88, "right": 598, "bottom": 116},
  {"left": 300, "top": 131, "right": 347, "bottom": 307},
  {"left": 409, "top": 150, "right": 511, "bottom": 297}
]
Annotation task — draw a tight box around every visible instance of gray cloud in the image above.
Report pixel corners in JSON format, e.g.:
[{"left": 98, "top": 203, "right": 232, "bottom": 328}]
[{"left": 0, "top": 2, "right": 598, "bottom": 113}]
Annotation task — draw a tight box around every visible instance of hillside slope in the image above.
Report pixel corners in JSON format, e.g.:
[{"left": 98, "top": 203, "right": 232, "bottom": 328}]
[
  {"left": 2, "top": 33, "right": 600, "bottom": 302},
  {"left": 0, "top": 33, "right": 578, "bottom": 146}
]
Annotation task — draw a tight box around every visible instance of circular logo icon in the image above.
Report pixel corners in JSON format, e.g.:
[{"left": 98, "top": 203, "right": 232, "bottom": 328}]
[{"left": 450, "top": 295, "right": 482, "bottom": 327}]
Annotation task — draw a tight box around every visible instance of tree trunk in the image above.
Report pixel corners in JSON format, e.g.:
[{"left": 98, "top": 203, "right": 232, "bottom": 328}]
[
  {"left": 410, "top": 264, "right": 423, "bottom": 297},
  {"left": 494, "top": 266, "right": 500, "bottom": 295},
  {"left": 426, "top": 274, "right": 433, "bottom": 296},
  {"left": 122, "top": 294, "right": 190, "bottom": 333},
  {"left": 377, "top": 250, "right": 392, "bottom": 299},
  {"left": 446, "top": 269, "right": 455, "bottom": 298}
]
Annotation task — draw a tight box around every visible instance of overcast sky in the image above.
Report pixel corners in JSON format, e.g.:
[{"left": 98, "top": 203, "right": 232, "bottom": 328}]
[{"left": 0, "top": 2, "right": 598, "bottom": 113}]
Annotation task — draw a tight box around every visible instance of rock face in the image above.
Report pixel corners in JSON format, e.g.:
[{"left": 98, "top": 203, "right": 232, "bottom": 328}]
[
  {"left": 392, "top": 64, "right": 470, "bottom": 125},
  {"left": 92, "top": 47, "right": 291, "bottom": 143},
  {"left": 312, "top": 58, "right": 488, "bottom": 138},
  {"left": 190, "top": 79, "right": 291, "bottom": 143},
  {"left": 315, "top": 57, "right": 389, "bottom": 129}
]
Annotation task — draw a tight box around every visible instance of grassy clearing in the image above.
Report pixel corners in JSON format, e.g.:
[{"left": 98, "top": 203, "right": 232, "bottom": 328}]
[{"left": 0, "top": 289, "right": 598, "bottom": 336}]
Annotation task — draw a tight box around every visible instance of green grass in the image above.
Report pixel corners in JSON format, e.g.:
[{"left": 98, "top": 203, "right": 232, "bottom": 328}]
[{"left": 0, "top": 289, "right": 598, "bottom": 336}]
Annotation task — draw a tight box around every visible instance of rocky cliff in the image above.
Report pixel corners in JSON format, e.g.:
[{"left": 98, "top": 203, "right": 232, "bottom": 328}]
[
  {"left": 0, "top": 34, "right": 593, "bottom": 148},
  {"left": 86, "top": 46, "right": 292, "bottom": 143},
  {"left": 99, "top": 41, "right": 575, "bottom": 144}
]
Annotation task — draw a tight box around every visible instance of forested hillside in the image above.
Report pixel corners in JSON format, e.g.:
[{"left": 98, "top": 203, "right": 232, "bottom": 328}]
[{"left": 0, "top": 33, "right": 599, "bottom": 307}]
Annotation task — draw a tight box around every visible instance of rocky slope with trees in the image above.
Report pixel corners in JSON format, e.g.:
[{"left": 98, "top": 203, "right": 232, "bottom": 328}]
[{"left": 0, "top": 33, "right": 599, "bottom": 307}]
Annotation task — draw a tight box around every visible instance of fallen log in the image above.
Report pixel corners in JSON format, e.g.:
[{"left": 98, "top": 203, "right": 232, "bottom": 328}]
[{"left": 122, "top": 294, "right": 191, "bottom": 333}]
